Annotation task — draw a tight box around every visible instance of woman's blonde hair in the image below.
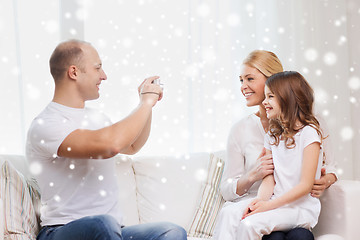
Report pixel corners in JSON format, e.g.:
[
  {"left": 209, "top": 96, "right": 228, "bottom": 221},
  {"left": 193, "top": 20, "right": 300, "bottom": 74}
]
[{"left": 243, "top": 50, "right": 284, "bottom": 77}]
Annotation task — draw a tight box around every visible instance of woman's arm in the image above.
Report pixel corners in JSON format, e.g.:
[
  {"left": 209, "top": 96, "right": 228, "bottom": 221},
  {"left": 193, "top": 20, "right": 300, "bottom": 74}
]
[
  {"left": 235, "top": 148, "right": 274, "bottom": 197},
  {"left": 244, "top": 142, "right": 320, "bottom": 217},
  {"left": 311, "top": 115, "right": 338, "bottom": 197},
  {"left": 220, "top": 144, "right": 273, "bottom": 201}
]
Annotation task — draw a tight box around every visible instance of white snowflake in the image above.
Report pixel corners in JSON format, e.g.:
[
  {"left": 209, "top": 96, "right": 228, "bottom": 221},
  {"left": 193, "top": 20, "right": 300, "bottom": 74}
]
[
  {"left": 322, "top": 109, "right": 330, "bottom": 117},
  {"left": 349, "top": 96, "right": 357, "bottom": 103},
  {"left": 340, "top": 126, "right": 354, "bottom": 141},
  {"left": 76, "top": 8, "right": 88, "bottom": 21},
  {"left": 323, "top": 52, "right": 337, "bottom": 65},
  {"left": 227, "top": 14, "right": 240, "bottom": 27},
  {"left": 197, "top": 4, "right": 210, "bottom": 18},
  {"left": 99, "top": 190, "right": 107, "bottom": 197},
  {"left": 44, "top": 20, "right": 59, "bottom": 34},
  {"left": 122, "top": 38, "right": 133, "bottom": 48},
  {"left": 213, "top": 88, "right": 229, "bottom": 102},
  {"left": 348, "top": 76, "right": 360, "bottom": 90},
  {"left": 195, "top": 168, "right": 207, "bottom": 182},
  {"left": 314, "top": 88, "right": 329, "bottom": 104},
  {"left": 278, "top": 27, "right": 285, "bottom": 34},
  {"left": 159, "top": 204, "right": 166, "bottom": 211},
  {"left": 54, "top": 195, "right": 61, "bottom": 202},
  {"left": 304, "top": 48, "right": 318, "bottom": 62},
  {"left": 29, "top": 162, "right": 43, "bottom": 175}
]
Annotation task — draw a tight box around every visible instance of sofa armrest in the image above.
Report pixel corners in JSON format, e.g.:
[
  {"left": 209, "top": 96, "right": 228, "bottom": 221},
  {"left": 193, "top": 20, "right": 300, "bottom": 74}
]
[
  {"left": 0, "top": 198, "right": 4, "bottom": 240},
  {"left": 313, "top": 180, "right": 360, "bottom": 239}
]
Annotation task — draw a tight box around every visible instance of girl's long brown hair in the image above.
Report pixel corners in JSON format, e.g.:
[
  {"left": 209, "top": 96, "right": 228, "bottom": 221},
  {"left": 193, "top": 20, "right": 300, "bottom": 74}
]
[{"left": 266, "top": 71, "right": 324, "bottom": 148}]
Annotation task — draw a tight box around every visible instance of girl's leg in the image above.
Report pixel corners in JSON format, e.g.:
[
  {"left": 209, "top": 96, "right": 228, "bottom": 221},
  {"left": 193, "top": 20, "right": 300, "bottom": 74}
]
[
  {"left": 237, "top": 208, "right": 312, "bottom": 240},
  {"left": 286, "top": 227, "right": 314, "bottom": 240},
  {"left": 212, "top": 199, "right": 253, "bottom": 240},
  {"left": 262, "top": 231, "right": 286, "bottom": 240}
]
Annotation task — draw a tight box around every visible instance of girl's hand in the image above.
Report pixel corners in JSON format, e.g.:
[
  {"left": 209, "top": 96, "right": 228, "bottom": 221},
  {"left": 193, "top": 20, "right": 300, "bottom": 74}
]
[
  {"left": 249, "top": 148, "right": 274, "bottom": 182},
  {"left": 242, "top": 198, "right": 260, "bottom": 219},
  {"left": 242, "top": 199, "right": 273, "bottom": 219}
]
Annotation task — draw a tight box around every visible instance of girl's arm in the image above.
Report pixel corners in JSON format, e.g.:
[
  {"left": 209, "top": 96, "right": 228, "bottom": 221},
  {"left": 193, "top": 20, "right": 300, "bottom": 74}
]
[
  {"left": 243, "top": 149, "right": 275, "bottom": 218},
  {"left": 257, "top": 149, "right": 275, "bottom": 201},
  {"left": 244, "top": 142, "right": 320, "bottom": 217}
]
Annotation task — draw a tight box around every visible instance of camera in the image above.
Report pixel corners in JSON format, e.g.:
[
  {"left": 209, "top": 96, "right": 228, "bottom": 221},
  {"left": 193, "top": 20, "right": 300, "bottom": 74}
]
[{"left": 152, "top": 78, "right": 161, "bottom": 85}]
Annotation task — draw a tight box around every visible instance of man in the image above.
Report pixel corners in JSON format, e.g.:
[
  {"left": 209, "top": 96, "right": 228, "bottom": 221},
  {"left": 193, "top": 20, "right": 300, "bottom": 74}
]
[{"left": 26, "top": 39, "right": 187, "bottom": 240}]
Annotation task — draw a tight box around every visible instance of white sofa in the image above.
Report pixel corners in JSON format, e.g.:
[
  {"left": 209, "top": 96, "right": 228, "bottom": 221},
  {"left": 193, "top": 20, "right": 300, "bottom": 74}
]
[{"left": 1, "top": 152, "right": 360, "bottom": 240}]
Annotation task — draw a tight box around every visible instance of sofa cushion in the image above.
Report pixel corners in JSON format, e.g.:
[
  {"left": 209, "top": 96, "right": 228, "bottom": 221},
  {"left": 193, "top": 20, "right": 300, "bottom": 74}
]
[
  {"left": 114, "top": 155, "right": 140, "bottom": 226},
  {"left": 133, "top": 152, "right": 214, "bottom": 229},
  {"left": 1, "top": 160, "right": 40, "bottom": 240},
  {"left": 187, "top": 153, "right": 225, "bottom": 238}
]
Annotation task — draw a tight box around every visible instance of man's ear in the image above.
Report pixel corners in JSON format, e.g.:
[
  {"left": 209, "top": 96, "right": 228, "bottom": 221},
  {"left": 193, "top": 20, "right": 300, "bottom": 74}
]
[{"left": 68, "top": 65, "right": 78, "bottom": 80}]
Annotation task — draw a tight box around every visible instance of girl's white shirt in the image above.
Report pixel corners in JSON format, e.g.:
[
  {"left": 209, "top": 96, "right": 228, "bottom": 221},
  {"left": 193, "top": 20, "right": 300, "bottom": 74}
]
[{"left": 220, "top": 113, "right": 337, "bottom": 202}]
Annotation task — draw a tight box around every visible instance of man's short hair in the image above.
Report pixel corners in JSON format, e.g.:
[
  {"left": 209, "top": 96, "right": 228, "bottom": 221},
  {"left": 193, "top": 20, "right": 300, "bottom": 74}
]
[{"left": 49, "top": 39, "right": 90, "bottom": 81}]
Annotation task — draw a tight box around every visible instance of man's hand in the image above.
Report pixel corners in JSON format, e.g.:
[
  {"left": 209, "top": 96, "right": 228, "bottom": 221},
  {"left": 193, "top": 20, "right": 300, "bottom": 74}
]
[
  {"left": 311, "top": 168, "right": 336, "bottom": 198},
  {"left": 138, "top": 76, "right": 163, "bottom": 106}
]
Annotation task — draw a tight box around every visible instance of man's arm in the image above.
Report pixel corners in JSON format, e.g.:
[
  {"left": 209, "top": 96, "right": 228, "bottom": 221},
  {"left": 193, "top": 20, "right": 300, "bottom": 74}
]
[
  {"left": 58, "top": 76, "right": 162, "bottom": 159},
  {"left": 120, "top": 111, "right": 152, "bottom": 155}
]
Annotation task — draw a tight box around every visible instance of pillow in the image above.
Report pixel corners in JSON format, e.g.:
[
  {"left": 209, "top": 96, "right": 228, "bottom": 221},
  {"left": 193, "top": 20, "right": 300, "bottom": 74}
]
[
  {"left": 1, "top": 160, "right": 40, "bottom": 240},
  {"left": 187, "top": 153, "right": 225, "bottom": 238},
  {"left": 114, "top": 155, "right": 140, "bottom": 226},
  {"left": 133, "top": 152, "right": 215, "bottom": 229}
]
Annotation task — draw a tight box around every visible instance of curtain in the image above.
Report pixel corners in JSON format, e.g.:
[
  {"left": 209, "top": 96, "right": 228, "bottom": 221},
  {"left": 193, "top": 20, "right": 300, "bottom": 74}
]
[{"left": 0, "top": 0, "right": 359, "bottom": 180}]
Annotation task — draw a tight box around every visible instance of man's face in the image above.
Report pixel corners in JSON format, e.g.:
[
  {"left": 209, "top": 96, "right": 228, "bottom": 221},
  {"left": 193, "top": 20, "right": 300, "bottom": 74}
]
[{"left": 77, "top": 45, "right": 107, "bottom": 101}]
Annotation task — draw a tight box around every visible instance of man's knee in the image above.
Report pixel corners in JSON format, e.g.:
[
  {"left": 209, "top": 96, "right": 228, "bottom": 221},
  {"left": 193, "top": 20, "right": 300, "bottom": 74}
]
[
  {"left": 159, "top": 222, "right": 187, "bottom": 240},
  {"left": 85, "top": 215, "right": 122, "bottom": 239}
]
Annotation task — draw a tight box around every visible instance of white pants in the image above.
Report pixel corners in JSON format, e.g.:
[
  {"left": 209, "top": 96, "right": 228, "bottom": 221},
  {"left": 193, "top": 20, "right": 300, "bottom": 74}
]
[{"left": 212, "top": 199, "right": 315, "bottom": 240}]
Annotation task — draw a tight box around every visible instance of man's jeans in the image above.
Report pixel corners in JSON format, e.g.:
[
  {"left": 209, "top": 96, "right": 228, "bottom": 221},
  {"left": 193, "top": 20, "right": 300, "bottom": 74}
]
[{"left": 37, "top": 215, "right": 187, "bottom": 240}]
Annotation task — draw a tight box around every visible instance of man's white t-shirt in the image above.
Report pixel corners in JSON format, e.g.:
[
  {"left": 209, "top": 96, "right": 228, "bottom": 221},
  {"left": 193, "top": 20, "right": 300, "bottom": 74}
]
[{"left": 26, "top": 102, "right": 123, "bottom": 227}]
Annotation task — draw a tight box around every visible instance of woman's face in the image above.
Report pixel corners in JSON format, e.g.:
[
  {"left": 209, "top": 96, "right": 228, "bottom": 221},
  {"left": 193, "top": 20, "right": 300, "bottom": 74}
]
[{"left": 239, "top": 65, "right": 267, "bottom": 107}]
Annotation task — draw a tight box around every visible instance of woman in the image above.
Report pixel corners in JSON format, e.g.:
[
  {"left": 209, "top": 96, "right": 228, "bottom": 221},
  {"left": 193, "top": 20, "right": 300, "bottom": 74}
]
[{"left": 214, "top": 50, "right": 337, "bottom": 240}]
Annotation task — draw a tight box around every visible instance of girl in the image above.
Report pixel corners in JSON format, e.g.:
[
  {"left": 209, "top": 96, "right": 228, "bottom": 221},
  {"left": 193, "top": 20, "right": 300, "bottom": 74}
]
[{"left": 239, "top": 71, "right": 324, "bottom": 239}]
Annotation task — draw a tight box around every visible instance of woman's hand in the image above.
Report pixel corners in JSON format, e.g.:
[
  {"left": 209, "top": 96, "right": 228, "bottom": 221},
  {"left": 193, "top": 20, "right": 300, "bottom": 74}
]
[
  {"left": 248, "top": 148, "right": 274, "bottom": 182},
  {"left": 311, "top": 168, "right": 337, "bottom": 198}
]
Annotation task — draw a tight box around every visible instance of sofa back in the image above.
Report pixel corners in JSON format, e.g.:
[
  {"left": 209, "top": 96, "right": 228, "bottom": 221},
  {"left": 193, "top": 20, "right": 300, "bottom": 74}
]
[
  {"left": 0, "top": 155, "right": 32, "bottom": 179},
  {"left": 1, "top": 151, "right": 226, "bottom": 239}
]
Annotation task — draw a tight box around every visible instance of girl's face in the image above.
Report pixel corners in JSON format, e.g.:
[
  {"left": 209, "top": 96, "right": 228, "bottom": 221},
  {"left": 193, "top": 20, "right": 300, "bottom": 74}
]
[
  {"left": 239, "top": 65, "right": 267, "bottom": 107},
  {"left": 262, "top": 85, "right": 281, "bottom": 119}
]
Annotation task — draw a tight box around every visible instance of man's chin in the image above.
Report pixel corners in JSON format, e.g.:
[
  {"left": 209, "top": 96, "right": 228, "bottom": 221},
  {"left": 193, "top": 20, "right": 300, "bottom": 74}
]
[{"left": 86, "top": 94, "right": 100, "bottom": 101}]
